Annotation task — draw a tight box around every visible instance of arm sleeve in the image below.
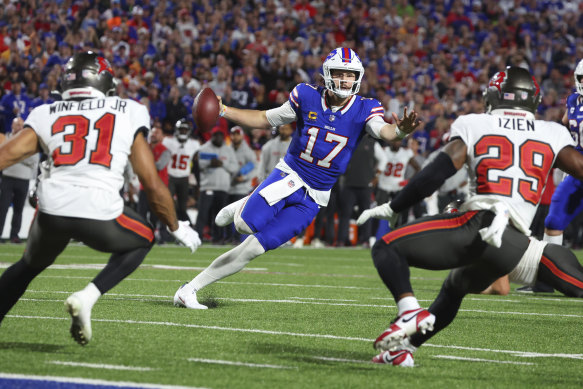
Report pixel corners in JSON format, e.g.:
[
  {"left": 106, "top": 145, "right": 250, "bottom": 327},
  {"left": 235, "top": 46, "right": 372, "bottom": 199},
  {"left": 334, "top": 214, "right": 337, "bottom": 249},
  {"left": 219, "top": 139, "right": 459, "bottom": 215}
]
[
  {"left": 390, "top": 152, "right": 458, "bottom": 212},
  {"left": 265, "top": 101, "right": 297, "bottom": 127},
  {"left": 365, "top": 115, "right": 387, "bottom": 139},
  {"left": 156, "top": 149, "right": 171, "bottom": 171}
]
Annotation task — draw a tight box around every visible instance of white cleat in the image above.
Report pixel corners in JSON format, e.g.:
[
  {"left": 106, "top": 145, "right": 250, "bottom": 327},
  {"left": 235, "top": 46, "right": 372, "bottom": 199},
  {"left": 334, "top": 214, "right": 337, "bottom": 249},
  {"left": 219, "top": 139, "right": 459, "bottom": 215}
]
[
  {"left": 374, "top": 308, "right": 435, "bottom": 352},
  {"left": 64, "top": 294, "right": 92, "bottom": 346},
  {"left": 173, "top": 283, "right": 208, "bottom": 309},
  {"left": 215, "top": 197, "right": 247, "bottom": 227}
]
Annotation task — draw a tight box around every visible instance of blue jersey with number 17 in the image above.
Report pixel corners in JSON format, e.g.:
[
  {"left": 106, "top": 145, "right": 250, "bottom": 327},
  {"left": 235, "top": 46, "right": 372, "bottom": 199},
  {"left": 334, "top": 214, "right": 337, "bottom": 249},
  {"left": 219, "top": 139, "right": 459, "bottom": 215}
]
[
  {"left": 283, "top": 83, "right": 384, "bottom": 191},
  {"left": 566, "top": 93, "right": 583, "bottom": 153}
]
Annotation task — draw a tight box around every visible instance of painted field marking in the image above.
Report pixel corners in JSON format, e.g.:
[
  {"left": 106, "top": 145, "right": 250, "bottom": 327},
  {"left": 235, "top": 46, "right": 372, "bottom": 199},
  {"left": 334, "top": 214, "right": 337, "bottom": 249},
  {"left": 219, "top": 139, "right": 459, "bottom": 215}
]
[
  {"left": 187, "top": 358, "right": 294, "bottom": 369},
  {"left": 47, "top": 360, "right": 155, "bottom": 371},
  {"left": 23, "top": 290, "right": 583, "bottom": 316},
  {"left": 0, "top": 373, "right": 208, "bottom": 389},
  {"left": 434, "top": 355, "right": 535, "bottom": 365},
  {"left": 7, "top": 314, "right": 583, "bottom": 360},
  {"left": 311, "top": 356, "right": 368, "bottom": 363}
]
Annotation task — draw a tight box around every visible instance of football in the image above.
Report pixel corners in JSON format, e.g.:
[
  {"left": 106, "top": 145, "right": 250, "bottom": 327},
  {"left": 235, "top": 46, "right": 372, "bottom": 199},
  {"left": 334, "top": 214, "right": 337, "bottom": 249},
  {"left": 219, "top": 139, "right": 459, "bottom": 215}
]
[{"left": 193, "top": 87, "right": 220, "bottom": 132}]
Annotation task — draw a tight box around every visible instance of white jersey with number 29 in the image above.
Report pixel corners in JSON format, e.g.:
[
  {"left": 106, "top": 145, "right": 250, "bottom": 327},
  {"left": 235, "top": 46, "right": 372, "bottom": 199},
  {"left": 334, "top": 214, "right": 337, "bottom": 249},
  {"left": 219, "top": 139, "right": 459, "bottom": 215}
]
[
  {"left": 25, "top": 96, "right": 150, "bottom": 220},
  {"left": 451, "top": 109, "right": 575, "bottom": 234}
]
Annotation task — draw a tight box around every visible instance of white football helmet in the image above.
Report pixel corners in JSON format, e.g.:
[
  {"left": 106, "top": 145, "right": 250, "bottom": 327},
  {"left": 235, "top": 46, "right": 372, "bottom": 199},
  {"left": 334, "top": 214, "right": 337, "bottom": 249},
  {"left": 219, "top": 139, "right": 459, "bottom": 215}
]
[
  {"left": 322, "top": 47, "right": 364, "bottom": 98},
  {"left": 575, "top": 59, "right": 583, "bottom": 95}
]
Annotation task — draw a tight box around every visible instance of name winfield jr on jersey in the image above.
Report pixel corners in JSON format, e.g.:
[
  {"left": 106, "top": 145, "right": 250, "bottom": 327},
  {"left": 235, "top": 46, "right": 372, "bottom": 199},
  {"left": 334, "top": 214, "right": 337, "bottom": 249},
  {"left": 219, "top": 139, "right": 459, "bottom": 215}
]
[{"left": 49, "top": 98, "right": 128, "bottom": 114}]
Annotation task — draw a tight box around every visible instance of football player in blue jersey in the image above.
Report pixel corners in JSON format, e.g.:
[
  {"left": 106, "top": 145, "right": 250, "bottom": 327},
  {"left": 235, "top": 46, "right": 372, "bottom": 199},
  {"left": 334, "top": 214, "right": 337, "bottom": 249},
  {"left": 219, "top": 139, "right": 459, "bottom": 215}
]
[
  {"left": 173, "top": 47, "right": 421, "bottom": 309},
  {"left": 544, "top": 60, "right": 583, "bottom": 246}
]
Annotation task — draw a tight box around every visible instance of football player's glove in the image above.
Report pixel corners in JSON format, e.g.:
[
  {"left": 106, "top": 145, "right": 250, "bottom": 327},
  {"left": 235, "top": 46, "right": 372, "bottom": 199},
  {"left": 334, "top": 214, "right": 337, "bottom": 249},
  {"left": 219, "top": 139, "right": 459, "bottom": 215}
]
[
  {"left": 168, "top": 221, "right": 201, "bottom": 253},
  {"left": 356, "top": 203, "right": 398, "bottom": 228},
  {"left": 478, "top": 202, "right": 509, "bottom": 248}
]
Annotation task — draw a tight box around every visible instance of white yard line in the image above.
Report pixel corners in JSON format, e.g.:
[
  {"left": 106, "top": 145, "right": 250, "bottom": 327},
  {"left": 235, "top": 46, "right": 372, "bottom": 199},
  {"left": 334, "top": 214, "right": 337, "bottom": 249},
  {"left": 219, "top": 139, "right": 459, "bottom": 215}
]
[
  {"left": 23, "top": 289, "right": 583, "bottom": 315},
  {"left": 311, "top": 356, "right": 368, "bottom": 363},
  {"left": 47, "top": 361, "right": 154, "bottom": 371},
  {"left": 433, "top": 355, "right": 535, "bottom": 365},
  {"left": 187, "top": 358, "right": 294, "bottom": 369},
  {"left": 7, "top": 314, "right": 583, "bottom": 360},
  {"left": 0, "top": 373, "right": 208, "bottom": 389}
]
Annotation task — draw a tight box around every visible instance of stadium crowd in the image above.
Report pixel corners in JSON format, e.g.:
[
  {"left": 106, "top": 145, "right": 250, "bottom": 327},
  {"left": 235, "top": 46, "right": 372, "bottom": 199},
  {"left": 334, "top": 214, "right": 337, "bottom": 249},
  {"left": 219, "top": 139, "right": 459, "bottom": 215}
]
[{"left": 1, "top": 0, "right": 583, "bottom": 246}]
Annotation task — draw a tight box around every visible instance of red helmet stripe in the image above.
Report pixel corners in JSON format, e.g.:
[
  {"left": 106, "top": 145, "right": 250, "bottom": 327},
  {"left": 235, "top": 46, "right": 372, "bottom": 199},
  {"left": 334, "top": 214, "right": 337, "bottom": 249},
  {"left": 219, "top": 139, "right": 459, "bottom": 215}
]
[{"left": 342, "top": 48, "right": 351, "bottom": 63}]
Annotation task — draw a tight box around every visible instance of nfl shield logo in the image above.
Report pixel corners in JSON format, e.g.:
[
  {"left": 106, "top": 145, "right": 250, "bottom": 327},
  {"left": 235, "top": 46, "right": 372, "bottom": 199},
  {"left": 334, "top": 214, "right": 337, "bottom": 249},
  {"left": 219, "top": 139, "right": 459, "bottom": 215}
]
[
  {"left": 329, "top": 115, "right": 335, "bottom": 121},
  {"left": 287, "top": 180, "right": 295, "bottom": 188}
]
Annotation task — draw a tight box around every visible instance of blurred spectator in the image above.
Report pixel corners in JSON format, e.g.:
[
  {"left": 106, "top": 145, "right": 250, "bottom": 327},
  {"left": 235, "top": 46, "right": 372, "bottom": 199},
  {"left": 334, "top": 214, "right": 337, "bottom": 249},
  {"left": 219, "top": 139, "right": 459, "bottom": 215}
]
[
  {"left": 164, "top": 86, "right": 188, "bottom": 130},
  {"left": 195, "top": 127, "right": 239, "bottom": 243},
  {"left": 337, "top": 136, "right": 387, "bottom": 247},
  {"left": 0, "top": 118, "right": 39, "bottom": 243},
  {"left": 257, "top": 124, "right": 293, "bottom": 182},
  {"left": 30, "top": 83, "right": 54, "bottom": 109},
  {"left": 137, "top": 123, "right": 171, "bottom": 244},
  {"left": 225, "top": 126, "right": 257, "bottom": 244},
  {"left": 0, "top": 80, "right": 32, "bottom": 134}
]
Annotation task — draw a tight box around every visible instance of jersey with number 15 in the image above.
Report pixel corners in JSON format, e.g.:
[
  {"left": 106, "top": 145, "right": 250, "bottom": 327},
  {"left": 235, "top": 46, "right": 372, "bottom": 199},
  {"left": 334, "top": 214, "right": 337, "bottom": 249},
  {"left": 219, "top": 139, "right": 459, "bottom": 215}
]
[{"left": 25, "top": 96, "right": 150, "bottom": 220}]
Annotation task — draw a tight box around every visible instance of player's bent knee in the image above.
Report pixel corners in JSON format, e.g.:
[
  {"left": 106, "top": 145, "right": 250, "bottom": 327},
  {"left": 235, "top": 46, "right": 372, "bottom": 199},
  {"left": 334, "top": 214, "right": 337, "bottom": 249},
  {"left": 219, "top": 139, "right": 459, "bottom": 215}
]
[
  {"left": 234, "top": 216, "right": 253, "bottom": 235},
  {"left": 371, "top": 239, "right": 391, "bottom": 269}
]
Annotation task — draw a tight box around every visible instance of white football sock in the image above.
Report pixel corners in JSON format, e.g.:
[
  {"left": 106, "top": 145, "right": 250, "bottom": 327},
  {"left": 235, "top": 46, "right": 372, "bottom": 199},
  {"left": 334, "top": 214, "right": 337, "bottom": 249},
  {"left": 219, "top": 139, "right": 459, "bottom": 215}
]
[
  {"left": 397, "top": 296, "right": 421, "bottom": 316},
  {"left": 189, "top": 236, "right": 265, "bottom": 291},
  {"left": 78, "top": 282, "right": 101, "bottom": 308},
  {"left": 543, "top": 232, "right": 563, "bottom": 246}
]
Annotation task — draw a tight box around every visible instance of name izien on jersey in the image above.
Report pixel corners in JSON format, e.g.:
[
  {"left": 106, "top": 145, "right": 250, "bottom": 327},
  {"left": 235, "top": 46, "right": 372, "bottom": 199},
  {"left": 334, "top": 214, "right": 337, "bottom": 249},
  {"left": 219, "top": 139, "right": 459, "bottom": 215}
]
[
  {"left": 498, "top": 117, "right": 535, "bottom": 132},
  {"left": 49, "top": 98, "right": 127, "bottom": 114}
]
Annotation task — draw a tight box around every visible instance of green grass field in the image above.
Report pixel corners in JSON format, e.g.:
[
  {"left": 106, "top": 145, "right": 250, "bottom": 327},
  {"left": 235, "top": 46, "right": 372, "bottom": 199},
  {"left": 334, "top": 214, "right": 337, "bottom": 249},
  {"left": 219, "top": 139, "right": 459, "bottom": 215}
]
[{"left": 0, "top": 243, "right": 582, "bottom": 389}]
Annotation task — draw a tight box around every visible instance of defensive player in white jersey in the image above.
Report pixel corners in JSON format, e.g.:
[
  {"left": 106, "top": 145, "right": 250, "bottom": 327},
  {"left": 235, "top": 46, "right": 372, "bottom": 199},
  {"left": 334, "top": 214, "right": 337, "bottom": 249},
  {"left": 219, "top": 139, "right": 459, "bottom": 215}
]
[
  {"left": 356, "top": 66, "right": 583, "bottom": 367},
  {"left": 375, "top": 139, "right": 420, "bottom": 229},
  {"left": 163, "top": 119, "right": 200, "bottom": 223},
  {"left": 173, "top": 47, "right": 420, "bottom": 309},
  {"left": 0, "top": 52, "right": 201, "bottom": 345}
]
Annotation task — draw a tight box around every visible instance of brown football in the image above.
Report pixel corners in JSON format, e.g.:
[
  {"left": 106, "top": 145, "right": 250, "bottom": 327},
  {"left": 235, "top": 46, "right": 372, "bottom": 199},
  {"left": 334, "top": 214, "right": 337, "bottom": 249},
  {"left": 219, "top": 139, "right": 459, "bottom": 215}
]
[{"left": 193, "top": 87, "right": 220, "bottom": 132}]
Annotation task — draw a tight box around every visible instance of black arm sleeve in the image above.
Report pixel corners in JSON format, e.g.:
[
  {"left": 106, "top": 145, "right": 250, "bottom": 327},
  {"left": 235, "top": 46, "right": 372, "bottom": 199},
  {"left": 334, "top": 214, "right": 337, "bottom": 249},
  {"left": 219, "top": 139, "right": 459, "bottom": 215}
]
[{"left": 390, "top": 151, "right": 458, "bottom": 212}]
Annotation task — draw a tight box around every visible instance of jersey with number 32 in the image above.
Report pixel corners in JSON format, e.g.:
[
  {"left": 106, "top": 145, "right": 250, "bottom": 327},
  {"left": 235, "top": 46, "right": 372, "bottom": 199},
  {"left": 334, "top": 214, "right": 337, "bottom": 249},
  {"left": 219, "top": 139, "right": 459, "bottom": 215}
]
[
  {"left": 284, "top": 83, "right": 384, "bottom": 190},
  {"left": 450, "top": 110, "right": 574, "bottom": 233},
  {"left": 25, "top": 96, "right": 150, "bottom": 220}
]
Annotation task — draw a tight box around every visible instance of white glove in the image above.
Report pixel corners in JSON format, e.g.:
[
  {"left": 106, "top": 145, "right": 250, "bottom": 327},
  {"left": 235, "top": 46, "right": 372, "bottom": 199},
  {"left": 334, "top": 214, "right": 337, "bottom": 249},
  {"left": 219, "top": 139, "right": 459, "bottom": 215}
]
[
  {"left": 356, "top": 203, "right": 399, "bottom": 229},
  {"left": 478, "top": 203, "right": 509, "bottom": 248},
  {"left": 168, "top": 221, "right": 201, "bottom": 253}
]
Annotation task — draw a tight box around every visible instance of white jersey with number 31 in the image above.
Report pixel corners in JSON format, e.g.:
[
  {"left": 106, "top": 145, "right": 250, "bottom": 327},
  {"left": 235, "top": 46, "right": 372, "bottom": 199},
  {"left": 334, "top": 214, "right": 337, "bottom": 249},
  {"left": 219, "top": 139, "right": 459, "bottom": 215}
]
[
  {"left": 25, "top": 96, "right": 150, "bottom": 220},
  {"left": 451, "top": 109, "right": 575, "bottom": 234}
]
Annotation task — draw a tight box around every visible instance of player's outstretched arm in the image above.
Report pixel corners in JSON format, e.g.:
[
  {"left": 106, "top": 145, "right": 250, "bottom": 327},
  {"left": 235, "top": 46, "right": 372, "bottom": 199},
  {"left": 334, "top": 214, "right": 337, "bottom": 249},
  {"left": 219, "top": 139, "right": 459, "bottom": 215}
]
[
  {"left": 378, "top": 107, "right": 421, "bottom": 142},
  {"left": 556, "top": 146, "right": 583, "bottom": 181},
  {"left": 0, "top": 128, "right": 40, "bottom": 170},
  {"left": 218, "top": 96, "right": 272, "bottom": 129},
  {"left": 130, "top": 132, "right": 201, "bottom": 252}
]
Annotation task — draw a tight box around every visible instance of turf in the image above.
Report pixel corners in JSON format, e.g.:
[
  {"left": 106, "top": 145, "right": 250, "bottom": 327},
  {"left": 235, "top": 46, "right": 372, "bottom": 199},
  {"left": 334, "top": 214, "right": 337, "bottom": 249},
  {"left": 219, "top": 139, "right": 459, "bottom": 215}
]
[{"left": 0, "top": 243, "right": 582, "bottom": 389}]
